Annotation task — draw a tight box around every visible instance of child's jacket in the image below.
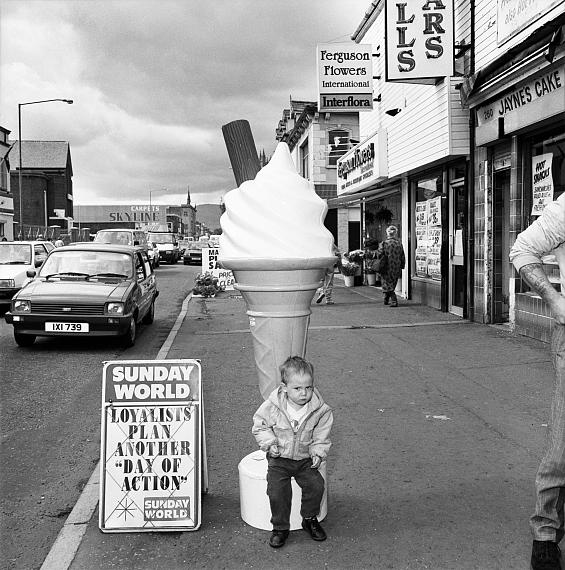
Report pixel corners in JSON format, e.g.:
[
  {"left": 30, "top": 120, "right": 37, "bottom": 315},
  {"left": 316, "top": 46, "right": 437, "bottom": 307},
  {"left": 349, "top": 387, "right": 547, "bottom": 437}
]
[{"left": 252, "top": 386, "right": 333, "bottom": 461}]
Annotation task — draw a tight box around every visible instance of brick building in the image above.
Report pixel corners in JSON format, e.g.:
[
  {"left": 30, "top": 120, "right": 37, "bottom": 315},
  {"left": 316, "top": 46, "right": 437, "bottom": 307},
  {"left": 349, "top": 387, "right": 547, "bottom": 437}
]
[{"left": 9, "top": 140, "right": 73, "bottom": 236}]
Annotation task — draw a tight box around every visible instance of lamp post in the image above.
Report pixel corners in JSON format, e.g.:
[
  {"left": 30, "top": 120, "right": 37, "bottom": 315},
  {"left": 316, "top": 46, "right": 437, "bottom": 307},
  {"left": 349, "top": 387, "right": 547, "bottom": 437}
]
[{"left": 18, "top": 98, "right": 73, "bottom": 236}]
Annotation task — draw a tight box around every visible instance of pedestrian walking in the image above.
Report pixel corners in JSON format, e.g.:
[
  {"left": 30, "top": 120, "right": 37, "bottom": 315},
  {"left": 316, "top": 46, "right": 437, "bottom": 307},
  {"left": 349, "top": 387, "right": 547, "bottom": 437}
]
[
  {"left": 316, "top": 244, "right": 341, "bottom": 305},
  {"left": 509, "top": 193, "right": 565, "bottom": 570},
  {"left": 376, "top": 225, "right": 405, "bottom": 307},
  {"left": 252, "top": 356, "right": 333, "bottom": 548}
]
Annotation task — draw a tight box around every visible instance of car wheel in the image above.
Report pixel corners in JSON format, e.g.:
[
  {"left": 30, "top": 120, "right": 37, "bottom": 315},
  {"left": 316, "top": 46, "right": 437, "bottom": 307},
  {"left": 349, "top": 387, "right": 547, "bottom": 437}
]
[
  {"left": 14, "top": 331, "right": 36, "bottom": 347},
  {"left": 121, "top": 316, "right": 137, "bottom": 348},
  {"left": 183, "top": 259, "right": 188, "bottom": 265},
  {"left": 142, "top": 301, "right": 155, "bottom": 324}
]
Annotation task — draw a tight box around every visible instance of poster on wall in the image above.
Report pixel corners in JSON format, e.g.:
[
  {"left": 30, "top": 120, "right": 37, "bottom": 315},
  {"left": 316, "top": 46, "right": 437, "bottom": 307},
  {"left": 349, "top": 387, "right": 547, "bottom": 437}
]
[
  {"left": 202, "top": 248, "right": 235, "bottom": 290},
  {"left": 415, "top": 201, "right": 428, "bottom": 226},
  {"left": 415, "top": 200, "right": 442, "bottom": 280},
  {"left": 427, "top": 228, "right": 442, "bottom": 281},
  {"left": 415, "top": 223, "right": 428, "bottom": 278},
  {"left": 99, "top": 360, "right": 203, "bottom": 532},
  {"left": 427, "top": 197, "right": 442, "bottom": 227},
  {"left": 531, "top": 153, "right": 554, "bottom": 216}
]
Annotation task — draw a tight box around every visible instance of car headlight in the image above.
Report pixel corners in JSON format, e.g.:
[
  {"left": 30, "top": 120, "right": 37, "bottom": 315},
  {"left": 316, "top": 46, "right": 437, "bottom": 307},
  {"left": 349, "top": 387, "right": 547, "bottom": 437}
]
[
  {"left": 106, "top": 302, "right": 125, "bottom": 315},
  {"left": 0, "top": 279, "right": 15, "bottom": 288},
  {"left": 13, "top": 299, "right": 31, "bottom": 312}
]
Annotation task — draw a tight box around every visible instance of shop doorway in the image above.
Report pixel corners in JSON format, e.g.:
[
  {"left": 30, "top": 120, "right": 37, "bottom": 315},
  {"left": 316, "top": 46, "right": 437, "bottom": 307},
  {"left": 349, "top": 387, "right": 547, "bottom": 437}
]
[
  {"left": 492, "top": 169, "right": 511, "bottom": 323},
  {"left": 448, "top": 180, "right": 466, "bottom": 316}
]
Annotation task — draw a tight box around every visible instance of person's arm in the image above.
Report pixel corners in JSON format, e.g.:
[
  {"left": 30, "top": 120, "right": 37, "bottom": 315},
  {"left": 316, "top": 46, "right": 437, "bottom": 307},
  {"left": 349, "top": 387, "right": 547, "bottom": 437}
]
[
  {"left": 518, "top": 263, "right": 565, "bottom": 325},
  {"left": 509, "top": 196, "right": 565, "bottom": 324},
  {"left": 309, "top": 408, "right": 333, "bottom": 466},
  {"left": 252, "top": 403, "right": 278, "bottom": 452}
]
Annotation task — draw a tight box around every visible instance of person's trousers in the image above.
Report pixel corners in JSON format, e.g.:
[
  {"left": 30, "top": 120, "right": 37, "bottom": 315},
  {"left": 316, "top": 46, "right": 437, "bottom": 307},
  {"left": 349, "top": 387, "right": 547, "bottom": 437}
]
[
  {"left": 383, "top": 289, "right": 398, "bottom": 305},
  {"left": 323, "top": 271, "right": 335, "bottom": 303},
  {"left": 531, "top": 323, "right": 565, "bottom": 542},
  {"left": 266, "top": 456, "right": 325, "bottom": 531}
]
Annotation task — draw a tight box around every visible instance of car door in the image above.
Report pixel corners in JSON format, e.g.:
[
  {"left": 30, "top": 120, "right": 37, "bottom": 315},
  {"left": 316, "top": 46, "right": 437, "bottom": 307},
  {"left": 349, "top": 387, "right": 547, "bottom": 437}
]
[
  {"left": 134, "top": 252, "right": 154, "bottom": 318},
  {"left": 33, "top": 244, "right": 49, "bottom": 268}
]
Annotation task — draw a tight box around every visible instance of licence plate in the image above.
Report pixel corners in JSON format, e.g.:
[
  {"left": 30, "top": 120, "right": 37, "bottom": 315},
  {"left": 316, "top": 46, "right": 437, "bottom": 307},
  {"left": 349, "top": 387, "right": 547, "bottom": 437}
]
[{"left": 45, "top": 322, "right": 90, "bottom": 333}]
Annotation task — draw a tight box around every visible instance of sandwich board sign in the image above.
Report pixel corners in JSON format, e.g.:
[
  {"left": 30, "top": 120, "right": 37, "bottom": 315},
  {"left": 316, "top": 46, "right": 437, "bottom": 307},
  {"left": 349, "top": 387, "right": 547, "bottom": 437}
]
[{"left": 99, "top": 359, "right": 205, "bottom": 532}]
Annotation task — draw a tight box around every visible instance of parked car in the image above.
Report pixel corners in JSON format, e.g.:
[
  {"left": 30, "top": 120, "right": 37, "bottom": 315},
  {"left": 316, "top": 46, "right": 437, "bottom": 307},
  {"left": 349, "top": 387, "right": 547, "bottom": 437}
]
[
  {"left": 94, "top": 229, "right": 151, "bottom": 259},
  {"left": 183, "top": 238, "right": 209, "bottom": 266},
  {"left": 4, "top": 243, "right": 159, "bottom": 348},
  {"left": 0, "top": 241, "right": 53, "bottom": 308},
  {"left": 147, "top": 231, "right": 180, "bottom": 264}
]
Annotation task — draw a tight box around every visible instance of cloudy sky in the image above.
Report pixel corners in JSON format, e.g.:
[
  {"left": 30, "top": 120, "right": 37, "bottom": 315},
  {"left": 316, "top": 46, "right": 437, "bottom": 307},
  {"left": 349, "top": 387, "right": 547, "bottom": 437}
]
[{"left": 0, "top": 0, "right": 371, "bottom": 207}]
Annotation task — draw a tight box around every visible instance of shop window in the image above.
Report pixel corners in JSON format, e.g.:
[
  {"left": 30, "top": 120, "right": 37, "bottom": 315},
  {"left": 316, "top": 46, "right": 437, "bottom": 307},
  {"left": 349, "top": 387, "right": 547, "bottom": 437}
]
[
  {"left": 413, "top": 173, "right": 443, "bottom": 281},
  {"left": 300, "top": 139, "right": 309, "bottom": 179},
  {"left": 364, "top": 194, "right": 402, "bottom": 244},
  {"left": 521, "top": 131, "right": 565, "bottom": 295},
  {"left": 328, "top": 129, "right": 349, "bottom": 166},
  {"left": 529, "top": 132, "right": 565, "bottom": 216}
]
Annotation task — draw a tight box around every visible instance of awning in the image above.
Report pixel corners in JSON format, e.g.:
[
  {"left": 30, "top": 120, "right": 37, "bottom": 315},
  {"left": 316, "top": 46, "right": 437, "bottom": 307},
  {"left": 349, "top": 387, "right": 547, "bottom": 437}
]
[{"left": 327, "top": 185, "right": 390, "bottom": 208}]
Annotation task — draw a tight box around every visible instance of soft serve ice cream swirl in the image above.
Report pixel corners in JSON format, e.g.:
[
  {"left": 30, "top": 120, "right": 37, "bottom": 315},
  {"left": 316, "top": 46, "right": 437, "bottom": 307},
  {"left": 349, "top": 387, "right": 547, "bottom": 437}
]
[{"left": 219, "top": 142, "right": 334, "bottom": 259}]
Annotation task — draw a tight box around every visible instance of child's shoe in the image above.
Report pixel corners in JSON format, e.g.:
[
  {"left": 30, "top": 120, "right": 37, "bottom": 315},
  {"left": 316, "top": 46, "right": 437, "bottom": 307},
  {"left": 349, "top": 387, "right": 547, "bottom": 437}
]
[
  {"left": 269, "top": 530, "right": 289, "bottom": 548},
  {"left": 302, "top": 517, "right": 327, "bottom": 541}
]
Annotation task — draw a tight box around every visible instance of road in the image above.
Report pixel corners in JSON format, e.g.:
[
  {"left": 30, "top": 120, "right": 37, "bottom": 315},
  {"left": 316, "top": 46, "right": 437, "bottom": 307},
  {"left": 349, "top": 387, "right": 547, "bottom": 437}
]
[{"left": 0, "top": 262, "right": 199, "bottom": 570}]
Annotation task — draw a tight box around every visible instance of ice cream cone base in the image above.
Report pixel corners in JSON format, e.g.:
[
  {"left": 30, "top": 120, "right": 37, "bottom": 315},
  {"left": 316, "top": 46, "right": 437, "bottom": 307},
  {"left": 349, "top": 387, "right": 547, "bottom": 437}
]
[
  {"left": 249, "top": 314, "right": 309, "bottom": 399},
  {"left": 219, "top": 258, "right": 335, "bottom": 399}
]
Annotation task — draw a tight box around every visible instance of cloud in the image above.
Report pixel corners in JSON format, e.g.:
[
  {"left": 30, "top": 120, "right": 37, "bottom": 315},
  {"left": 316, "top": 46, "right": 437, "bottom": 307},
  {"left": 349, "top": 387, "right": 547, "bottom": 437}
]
[{"left": 0, "top": 0, "right": 370, "bottom": 205}]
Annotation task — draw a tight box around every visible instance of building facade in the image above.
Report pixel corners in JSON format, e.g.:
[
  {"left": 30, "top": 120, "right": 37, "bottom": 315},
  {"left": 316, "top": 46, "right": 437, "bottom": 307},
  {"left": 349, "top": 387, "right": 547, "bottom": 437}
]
[
  {"left": 337, "top": 0, "right": 471, "bottom": 314},
  {"left": 275, "top": 98, "right": 359, "bottom": 253},
  {"left": 74, "top": 202, "right": 197, "bottom": 237},
  {"left": 9, "top": 140, "right": 73, "bottom": 239},
  {"left": 463, "top": 0, "right": 565, "bottom": 340},
  {"left": 0, "top": 127, "right": 14, "bottom": 240}
]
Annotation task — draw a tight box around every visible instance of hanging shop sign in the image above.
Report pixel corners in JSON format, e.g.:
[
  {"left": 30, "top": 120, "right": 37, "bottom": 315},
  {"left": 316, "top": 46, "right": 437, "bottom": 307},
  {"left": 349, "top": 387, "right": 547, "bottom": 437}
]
[
  {"left": 100, "top": 359, "right": 204, "bottom": 532},
  {"left": 202, "top": 248, "right": 235, "bottom": 290},
  {"left": 415, "top": 198, "right": 442, "bottom": 280},
  {"left": 317, "top": 43, "right": 374, "bottom": 112},
  {"left": 497, "top": 0, "right": 563, "bottom": 45},
  {"left": 385, "top": 0, "right": 454, "bottom": 84},
  {"left": 475, "top": 65, "right": 564, "bottom": 146},
  {"left": 531, "top": 153, "right": 554, "bottom": 216},
  {"left": 337, "top": 130, "right": 388, "bottom": 196}
]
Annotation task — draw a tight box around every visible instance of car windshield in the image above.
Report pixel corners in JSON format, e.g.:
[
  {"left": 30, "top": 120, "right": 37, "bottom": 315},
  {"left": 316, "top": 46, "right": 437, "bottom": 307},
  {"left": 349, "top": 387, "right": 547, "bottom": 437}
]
[
  {"left": 0, "top": 243, "right": 32, "bottom": 264},
  {"left": 39, "top": 250, "right": 133, "bottom": 278},
  {"left": 148, "top": 233, "right": 175, "bottom": 244},
  {"left": 94, "top": 231, "right": 133, "bottom": 246}
]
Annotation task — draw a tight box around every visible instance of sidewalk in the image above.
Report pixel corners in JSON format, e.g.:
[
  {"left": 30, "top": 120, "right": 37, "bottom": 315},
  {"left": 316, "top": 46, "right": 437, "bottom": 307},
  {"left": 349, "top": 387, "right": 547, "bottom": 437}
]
[{"left": 65, "top": 279, "right": 554, "bottom": 569}]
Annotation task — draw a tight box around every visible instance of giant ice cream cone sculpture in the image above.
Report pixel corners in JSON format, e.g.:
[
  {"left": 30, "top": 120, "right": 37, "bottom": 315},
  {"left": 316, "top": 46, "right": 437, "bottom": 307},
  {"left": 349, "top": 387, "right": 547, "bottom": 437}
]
[{"left": 219, "top": 142, "right": 335, "bottom": 399}]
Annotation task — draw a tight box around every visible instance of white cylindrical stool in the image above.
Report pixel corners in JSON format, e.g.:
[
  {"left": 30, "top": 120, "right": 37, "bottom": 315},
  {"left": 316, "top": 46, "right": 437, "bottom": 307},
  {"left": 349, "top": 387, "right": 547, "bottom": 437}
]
[{"left": 238, "top": 450, "right": 327, "bottom": 531}]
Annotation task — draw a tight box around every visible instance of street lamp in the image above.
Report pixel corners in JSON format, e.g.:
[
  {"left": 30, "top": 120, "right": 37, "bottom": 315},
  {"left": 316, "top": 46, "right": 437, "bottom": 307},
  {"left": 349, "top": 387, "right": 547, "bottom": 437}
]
[{"left": 18, "top": 98, "right": 73, "bottom": 236}]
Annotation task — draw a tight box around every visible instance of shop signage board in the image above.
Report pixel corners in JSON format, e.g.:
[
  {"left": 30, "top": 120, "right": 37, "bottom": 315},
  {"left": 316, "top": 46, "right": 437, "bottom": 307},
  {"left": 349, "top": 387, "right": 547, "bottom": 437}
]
[
  {"left": 531, "top": 153, "right": 554, "bottom": 216},
  {"left": 336, "top": 131, "right": 388, "bottom": 196},
  {"left": 100, "top": 359, "right": 204, "bottom": 532},
  {"left": 385, "top": 0, "right": 454, "bottom": 84},
  {"left": 202, "top": 247, "right": 235, "bottom": 290},
  {"left": 497, "top": 0, "right": 563, "bottom": 45},
  {"left": 475, "top": 65, "right": 564, "bottom": 146},
  {"left": 317, "top": 43, "right": 373, "bottom": 112},
  {"left": 74, "top": 205, "right": 167, "bottom": 226}
]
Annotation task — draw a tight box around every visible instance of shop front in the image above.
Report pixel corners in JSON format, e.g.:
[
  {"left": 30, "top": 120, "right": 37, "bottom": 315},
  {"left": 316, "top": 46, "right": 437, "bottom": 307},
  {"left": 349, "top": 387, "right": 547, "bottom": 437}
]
[
  {"left": 409, "top": 163, "right": 469, "bottom": 315},
  {"left": 470, "top": 59, "right": 565, "bottom": 340}
]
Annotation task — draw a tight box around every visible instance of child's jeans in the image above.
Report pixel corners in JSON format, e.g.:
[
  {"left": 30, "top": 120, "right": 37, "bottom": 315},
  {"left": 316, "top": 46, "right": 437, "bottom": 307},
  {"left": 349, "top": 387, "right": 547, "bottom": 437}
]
[{"left": 266, "top": 456, "right": 325, "bottom": 531}]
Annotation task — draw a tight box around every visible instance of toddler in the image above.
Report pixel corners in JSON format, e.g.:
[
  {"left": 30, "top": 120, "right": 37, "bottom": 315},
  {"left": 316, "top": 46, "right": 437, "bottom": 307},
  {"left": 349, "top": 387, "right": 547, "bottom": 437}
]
[{"left": 252, "top": 356, "right": 333, "bottom": 548}]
